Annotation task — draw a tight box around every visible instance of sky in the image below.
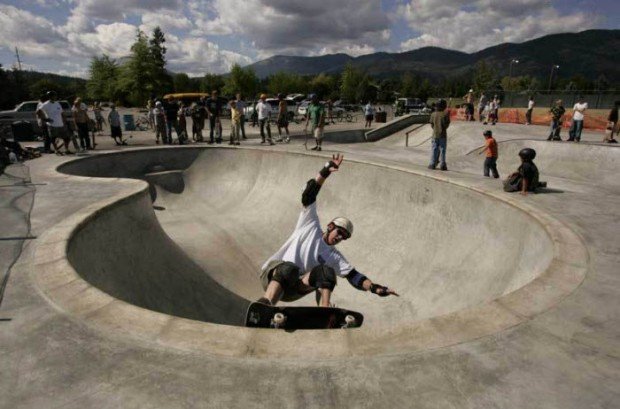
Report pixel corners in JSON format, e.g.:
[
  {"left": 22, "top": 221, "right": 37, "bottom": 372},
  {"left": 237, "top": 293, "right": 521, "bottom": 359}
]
[{"left": 0, "top": 0, "right": 617, "bottom": 78}]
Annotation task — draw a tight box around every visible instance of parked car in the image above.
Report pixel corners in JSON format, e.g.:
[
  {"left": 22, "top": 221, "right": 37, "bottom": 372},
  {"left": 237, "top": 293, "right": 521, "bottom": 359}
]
[
  {"left": 0, "top": 100, "right": 72, "bottom": 135},
  {"left": 244, "top": 98, "right": 298, "bottom": 120}
]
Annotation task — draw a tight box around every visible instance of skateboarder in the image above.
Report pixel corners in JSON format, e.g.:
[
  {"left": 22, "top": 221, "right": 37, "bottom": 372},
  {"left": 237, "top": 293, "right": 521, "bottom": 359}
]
[{"left": 258, "top": 154, "right": 399, "bottom": 307}]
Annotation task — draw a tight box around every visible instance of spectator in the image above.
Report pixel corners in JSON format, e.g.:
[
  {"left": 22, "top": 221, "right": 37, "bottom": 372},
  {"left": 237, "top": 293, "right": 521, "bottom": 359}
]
[
  {"left": 604, "top": 101, "right": 619, "bottom": 143},
  {"left": 490, "top": 95, "right": 500, "bottom": 125},
  {"left": 482, "top": 101, "right": 491, "bottom": 125},
  {"left": 547, "top": 100, "right": 565, "bottom": 141},
  {"left": 256, "top": 94, "right": 274, "bottom": 145},
  {"left": 481, "top": 130, "right": 499, "bottom": 178},
  {"left": 72, "top": 97, "right": 91, "bottom": 152},
  {"left": 250, "top": 99, "right": 258, "bottom": 127},
  {"left": 525, "top": 96, "right": 535, "bottom": 125},
  {"left": 305, "top": 94, "right": 325, "bottom": 151},
  {"left": 205, "top": 90, "right": 223, "bottom": 144},
  {"left": 36, "top": 94, "right": 52, "bottom": 153},
  {"left": 364, "top": 101, "right": 375, "bottom": 128},
  {"left": 463, "top": 89, "right": 475, "bottom": 121},
  {"left": 428, "top": 99, "right": 450, "bottom": 171},
  {"left": 276, "top": 93, "right": 290, "bottom": 143},
  {"left": 164, "top": 98, "right": 179, "bottom": 144},
  {"left": 177, "top": 102, "right": 188, "bottom": 145},
  {"left": 146, "top": 99, "right": 155, "bottom": 130},
  {"left": 107, "top": 104, "right": 126, "bottom": 146},
  {"left": 93, "top": 102, "right": 105, "bottom": 133},
  {"left": 191, "top": 98, "right": 206, "bottom": 142},
  {"left": 568, "top": 96, "right": 587, "bottom": 142},
  {"left": 229, "top": 100, "right": 241, "bottom": 146},
  {"left": 503, "top": 148, "right": 542, "bottom": 195},
  {"left": 153, "top": 101, "right": 167, "bottom": 144},
  {"left": 235, "top": 93, "right": 247, "bottom": 140},
  {"left": 326, "top": 99, "right": 335, "bottom": 124},
  {"left": 36, "top": 91, "right": 69, "bottom": 155},
  {"left": 478, "top": 92, "right": 487, "bottom": 122}
]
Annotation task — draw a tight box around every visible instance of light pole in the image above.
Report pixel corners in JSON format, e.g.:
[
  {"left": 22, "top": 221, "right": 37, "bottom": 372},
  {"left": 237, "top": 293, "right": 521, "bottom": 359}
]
[
  {"left": 548, "top": 64, "right": 559, "bottom": 92},
  {"left": 508, "top": 59, "right": 519, "bottom": 106}
]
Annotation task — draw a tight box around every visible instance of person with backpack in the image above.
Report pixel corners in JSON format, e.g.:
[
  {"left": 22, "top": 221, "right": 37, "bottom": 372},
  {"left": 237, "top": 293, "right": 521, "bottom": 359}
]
[
  {"left": 503, "top": 148, "right": 543, "bottom": 195},
  {"left": 547, "top": 100, "right": 565, "bottom": 141}
]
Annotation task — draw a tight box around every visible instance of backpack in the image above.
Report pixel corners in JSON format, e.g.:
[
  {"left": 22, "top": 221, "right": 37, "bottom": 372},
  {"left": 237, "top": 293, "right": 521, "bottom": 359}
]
[{"left": 503, "top": 172, "right": 522, "bottom": 192}]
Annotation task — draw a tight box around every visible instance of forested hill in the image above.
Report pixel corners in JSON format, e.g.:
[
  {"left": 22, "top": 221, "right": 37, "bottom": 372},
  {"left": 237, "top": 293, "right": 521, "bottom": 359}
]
[{"left": 244, "top": 29, "right": 620, "bottom": 81}]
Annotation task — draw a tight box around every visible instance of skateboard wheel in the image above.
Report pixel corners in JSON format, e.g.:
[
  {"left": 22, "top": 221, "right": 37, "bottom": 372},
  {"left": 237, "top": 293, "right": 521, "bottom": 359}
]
[
  {"left": 344, "top": 315, "right": 356, "bottom": 327},
  {"left": 273, "top": 313, "right": 286, "bottom": 325}
]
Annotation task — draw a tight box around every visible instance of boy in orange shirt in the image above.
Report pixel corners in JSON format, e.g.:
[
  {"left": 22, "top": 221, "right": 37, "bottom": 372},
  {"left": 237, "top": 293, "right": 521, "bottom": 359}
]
[{"left": 482, "top": 130, "right": 499, "bottom": 178}]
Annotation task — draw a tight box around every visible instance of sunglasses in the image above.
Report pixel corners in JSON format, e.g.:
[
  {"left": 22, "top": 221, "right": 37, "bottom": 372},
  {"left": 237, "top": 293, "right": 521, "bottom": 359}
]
[{"left": 335, "top": 228, "right": 350, "bottom": 240}]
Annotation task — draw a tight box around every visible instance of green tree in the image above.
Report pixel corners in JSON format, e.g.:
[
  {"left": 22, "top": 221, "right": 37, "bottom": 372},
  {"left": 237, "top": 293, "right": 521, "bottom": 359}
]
[
  {"left": 308, "top": 74, "right": 336, "bottom": 100},
  {"left": 472, "top": 60, "right": 496, "bottom": 93},
  {"left": 117, "top": 30, "right": 156, "bottom": 106},
  {"left": 173, "top": 73, "right": 192, "bottom": 92},
  {"left": 222, "top": 64, "right": 259, "bottom": 97},
  {"left": 149, "top": 26, "right": 172, "bottom": 92},
  {"left": 201, "top": 73, "right": 225, "bottom": 94},
  {"left": 86, "top": 55, "right": 119, "bottom": 102},
  {"left": 29, "top": 79, "right": 61, "bottom": 101},
  {"left": 267, "top": 71, "right": 306, "bottom": 96},
  {"left": 340, "top": 64, "right": 364, "bottom": 103}
]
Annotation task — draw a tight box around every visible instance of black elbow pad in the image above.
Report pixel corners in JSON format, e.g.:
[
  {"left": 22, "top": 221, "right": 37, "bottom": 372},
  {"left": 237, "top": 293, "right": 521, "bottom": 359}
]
[
  {"left": 346, "top": 269, "right": 367, "bottom": 291},
  {"left": 301, "top": 179, "right": 321, "bottom": 206}
]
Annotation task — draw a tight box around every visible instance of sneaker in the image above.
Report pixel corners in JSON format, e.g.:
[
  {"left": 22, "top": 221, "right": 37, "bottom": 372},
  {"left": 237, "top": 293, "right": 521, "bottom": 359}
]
[
  {"left": 207, "top": 141, "right": 214, "bottom": 144},
  {"left": 256, "top": 297, "right": 272, "bottom": 306},
  {"left": 440, "top": 164, "right": 448, "bottom": 171},
  {"left": 235, "top": 142, "right": 241, "bottom": 145},
  {"left": 260, "top": 140, "right": 266, "bottom": 144},
  {"left": 428, "top": 164, "right": 435, "bottom": 170},
  {"left": 284, "top": 137, "right": 290, "bottom": 143},
  {"left": 242, "top": 136, "right": 248, "bottom": 140},
  {"left": 311, "top": 146, "right": 319, "bottom": 151},
  {"left": 269, "top": 141, "right": 275, "bottom": 145},
  {"left": 317, "top": 146, "right": 322, "bottom": 151},
  {"left": 216, "top": 139, "right": 222, "bottom": 144},
  {"left": 229, "top": 141, "right": 235, "bottom": 145}
]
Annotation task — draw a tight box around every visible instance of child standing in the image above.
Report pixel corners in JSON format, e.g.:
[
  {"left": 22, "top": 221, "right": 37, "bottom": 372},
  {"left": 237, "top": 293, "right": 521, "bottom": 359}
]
[
  {"left": 229, "top": 100, "right": 241, "bottom": 145},
  {"left": 482, "top": 130, "right": 499, "bottom": 178},
  {"left": 107, "top": 104, "right": 126, "bottom": 146}
]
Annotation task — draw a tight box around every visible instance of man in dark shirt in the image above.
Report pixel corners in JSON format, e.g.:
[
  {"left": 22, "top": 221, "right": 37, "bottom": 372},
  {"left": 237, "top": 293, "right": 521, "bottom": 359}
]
[
  {"left": 164, "top": 98, "right": 179, "bottom": 144},
  {"left": 547, "top": 100, "right": 565, "bottom": 141},
  {"left": 205, "top": 90, "right": 223, "bottom": 144}
]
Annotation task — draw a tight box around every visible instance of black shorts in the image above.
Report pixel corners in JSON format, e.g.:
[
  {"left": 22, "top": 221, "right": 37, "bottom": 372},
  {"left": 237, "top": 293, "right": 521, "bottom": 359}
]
[
  {"left": 277, "top": 116, "right": 288, "bottom": 127},
  {"left": 365, "top": 114, "right": 373, "bottom": 121},
  {"left": 111, "top": 126, "right": 122, "bottom": 138}
]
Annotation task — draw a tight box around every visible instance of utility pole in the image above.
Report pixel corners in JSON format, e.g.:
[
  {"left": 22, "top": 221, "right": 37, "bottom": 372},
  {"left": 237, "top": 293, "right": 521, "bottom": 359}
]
[
  {"left": 14, "top": 47, "right": 22, "bottom": 71},
  {"left": 548, "top": 65, "right": 559, "bottom": 92},
  {"left": 508, "top": 59, "right": 519, "bottom": 106}
]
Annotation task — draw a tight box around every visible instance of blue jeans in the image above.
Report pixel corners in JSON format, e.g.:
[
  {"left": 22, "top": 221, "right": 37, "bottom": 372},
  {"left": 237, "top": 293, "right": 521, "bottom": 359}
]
[
  {"left": 548, "top": 119, "right": 561, "bottom": 140},
  {"left": 569, "top": 120, "right": 583, "bottom": 141},
  {"left": 166, "top": 119, "right": 178, "bottom": 144},
  {"left": 429, "top": 137, "right": 447, "bottom": 167}
]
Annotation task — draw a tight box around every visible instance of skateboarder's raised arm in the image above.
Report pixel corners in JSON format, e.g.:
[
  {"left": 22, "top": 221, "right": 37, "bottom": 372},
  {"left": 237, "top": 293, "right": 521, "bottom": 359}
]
[
  {"left": 345, "top": 269, "right": 399, "bottom": 297},
  {"left": 301, "top": 154, "right": 344, "bottom": 207}
]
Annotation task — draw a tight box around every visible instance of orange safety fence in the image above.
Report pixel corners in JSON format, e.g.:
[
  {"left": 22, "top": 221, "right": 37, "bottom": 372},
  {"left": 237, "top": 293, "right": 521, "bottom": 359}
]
[{"left": 449, "top": 108, "right": 611, "bottom": 131}]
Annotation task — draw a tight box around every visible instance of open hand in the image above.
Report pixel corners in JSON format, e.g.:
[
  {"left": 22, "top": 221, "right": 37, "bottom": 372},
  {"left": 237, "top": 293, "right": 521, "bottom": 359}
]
[{"left": 330, "top": 153, "right": 344, "bottom": 171}]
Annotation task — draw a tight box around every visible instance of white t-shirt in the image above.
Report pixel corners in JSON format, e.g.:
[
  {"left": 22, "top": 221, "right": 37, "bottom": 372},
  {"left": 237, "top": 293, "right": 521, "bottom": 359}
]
[
  {"left": 262, "top": 203, "right": 354, "bottom": 277},
  {"left": 364, "top": 104, "right": 374, "bottom": 116},
  {"left": 256, "top": 101, "right": 271, "bottom": 120},
  {"left": 573, "top": 102, "right": 587, "bottom": 121},
  {"left": 39, "top": 101, "right": 64, "bottom": 128},
  {"left": 528, "top": 100, "right": 535, "bottom": 110}
]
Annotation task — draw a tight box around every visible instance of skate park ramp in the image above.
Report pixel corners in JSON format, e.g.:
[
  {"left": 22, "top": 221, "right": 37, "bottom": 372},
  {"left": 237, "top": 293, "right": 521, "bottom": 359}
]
[{"left": 59, "top": 147, "right": 554, "bottom": 335}]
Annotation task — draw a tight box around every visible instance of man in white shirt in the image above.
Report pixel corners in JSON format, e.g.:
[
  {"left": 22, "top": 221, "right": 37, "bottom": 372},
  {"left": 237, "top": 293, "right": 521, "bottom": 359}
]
[
  {"left": 36, "top": 91, "right": 67, "bottom": 155},
  {"left": 525, "top": 96, "right": 535, "bottom": 125},
  {"left": 258, "top": 154, "right": 399, "bottom": 307},
  {"left": 256, "top": 94, "right": 274, "bottom": 145},
  {"left": 568, "top": 96, "right": 587, "bottom": 142}
]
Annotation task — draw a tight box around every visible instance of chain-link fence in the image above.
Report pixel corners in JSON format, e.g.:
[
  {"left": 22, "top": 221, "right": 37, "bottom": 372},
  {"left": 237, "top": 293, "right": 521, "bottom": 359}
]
[{"left": 0, "top": 163, "right": 35, "bottom": 311}]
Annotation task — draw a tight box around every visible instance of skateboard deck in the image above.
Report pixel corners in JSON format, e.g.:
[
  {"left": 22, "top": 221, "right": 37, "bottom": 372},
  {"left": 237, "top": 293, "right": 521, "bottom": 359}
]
[{"left": 245, "top": 302, "right": 363, "bottom": 330}]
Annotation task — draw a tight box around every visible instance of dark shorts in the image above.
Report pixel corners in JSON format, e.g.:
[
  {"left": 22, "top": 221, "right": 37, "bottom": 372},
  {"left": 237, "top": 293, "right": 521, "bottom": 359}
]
[
  {"left": 260, "top": 260, "right": 310, "bottom": 302},
  {"left": 111, "top": 126, "right": 122, "bottom": 138},
  {"left": 277, "top": 116, "right": 288, "bottom": 127},
  {"left": 48, "top": 126, "right": 67, "bottom": 141},
  {"left": 365, "top": 114, "right": 373, "bottom": 121}
]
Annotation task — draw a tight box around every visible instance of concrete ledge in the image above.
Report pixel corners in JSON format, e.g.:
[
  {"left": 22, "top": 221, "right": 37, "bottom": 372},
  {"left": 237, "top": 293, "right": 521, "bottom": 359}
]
[
  {"left": 29, "top": 147, "right": 588, "bottom": 360},
  {"left": 365, "top": 114, "right": 430, "bottom": 142}
]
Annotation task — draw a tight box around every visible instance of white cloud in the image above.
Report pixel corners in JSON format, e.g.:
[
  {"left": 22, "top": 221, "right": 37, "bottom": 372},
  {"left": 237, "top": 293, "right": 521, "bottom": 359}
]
[
  {"left": 398, "top": 0, "right": 600, "bottom": 53},
  {"left": 165, "top": 36, "right": 253, "bottom": 76}
]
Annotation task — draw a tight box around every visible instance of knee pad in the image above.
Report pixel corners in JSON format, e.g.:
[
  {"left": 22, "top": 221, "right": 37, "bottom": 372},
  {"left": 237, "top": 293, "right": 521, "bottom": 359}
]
[
  {"left": 309, "top": 265, "right": 337, "bottom": 291},
  {"left": 271, "top": 262, "right": 301, "bottom": 290}
]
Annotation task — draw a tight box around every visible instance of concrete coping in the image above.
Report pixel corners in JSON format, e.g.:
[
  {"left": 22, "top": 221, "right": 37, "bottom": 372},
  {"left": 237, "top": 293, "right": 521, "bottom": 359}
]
[{"left": 29, "top": 147, "right": 588, "bottom": 361}]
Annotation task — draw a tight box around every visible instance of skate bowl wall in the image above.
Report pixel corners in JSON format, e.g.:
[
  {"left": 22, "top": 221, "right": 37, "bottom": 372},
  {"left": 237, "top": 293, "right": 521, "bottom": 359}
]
[{"left": 47, "top": 147, "right": 586, "bottom": 358}]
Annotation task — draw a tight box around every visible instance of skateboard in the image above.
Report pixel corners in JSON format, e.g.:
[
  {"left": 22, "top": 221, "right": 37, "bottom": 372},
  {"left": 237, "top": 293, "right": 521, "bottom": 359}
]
[{"left": 245, "top": 302, "right": 363, "bottom": 330}]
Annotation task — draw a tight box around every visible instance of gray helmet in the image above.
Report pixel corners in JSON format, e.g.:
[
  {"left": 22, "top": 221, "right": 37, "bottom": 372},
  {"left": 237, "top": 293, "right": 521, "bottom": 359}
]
[{"left": 330, "top": 217, "right": 353, "bottom": 238}]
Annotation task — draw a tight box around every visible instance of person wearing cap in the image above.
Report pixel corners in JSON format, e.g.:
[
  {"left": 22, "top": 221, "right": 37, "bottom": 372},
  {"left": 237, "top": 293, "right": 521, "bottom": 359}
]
[
  {"left": 256, "top": 93, "right": 274, "bottom": 145},
  {"left": 305, "top": 94, "right": 325, "bottom": 150},
  {"left": 503, "top": 148, "right": 541, "bottom": 195},
  {"left": 463, "top": 89, "right": 475, "bottom": 121},
  {"left": 275, "top": 93, "right": 290, "bottom": 143},
  {"left": 36, "top": 91, "right": 68, "bottom": 155},
  {"left": 258, "top": 154, "right": 398, "bottom": 307},
  {"left": 428, "top": 98, "right": 450, "bottom": 171},
  {"left": 72, "top": 97, "right": 91, "bottom": 151},
  {"left": 481, "top": 130, "right": 499, "bottom": 178}
]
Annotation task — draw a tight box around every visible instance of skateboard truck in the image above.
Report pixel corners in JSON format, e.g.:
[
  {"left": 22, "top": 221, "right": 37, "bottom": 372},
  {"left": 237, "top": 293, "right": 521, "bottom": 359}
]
[
  {"left": 342, "top": 314, "right": 357, "bottom": 329},
  {"left": 271, "top": 312, "right": 286, "bottom": 329}
]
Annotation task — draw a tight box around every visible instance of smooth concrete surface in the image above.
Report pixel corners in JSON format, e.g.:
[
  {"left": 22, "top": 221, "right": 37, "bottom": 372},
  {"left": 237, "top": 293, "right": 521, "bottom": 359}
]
[
  {"left": 0, "top": 120, "right": 618, "bottom": 408},
  {"left": 365, "top": 114, "right": 430, "bottom": 142}
]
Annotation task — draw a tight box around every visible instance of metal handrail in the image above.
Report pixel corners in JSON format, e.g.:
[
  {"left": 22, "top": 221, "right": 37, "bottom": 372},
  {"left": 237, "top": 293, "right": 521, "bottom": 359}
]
[{"left": 405, "top": 124, "right": 428, "bottom": 147}]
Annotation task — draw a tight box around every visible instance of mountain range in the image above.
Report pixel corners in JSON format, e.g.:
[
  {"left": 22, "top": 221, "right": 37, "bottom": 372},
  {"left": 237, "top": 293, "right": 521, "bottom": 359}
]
[{"left": 244, "top": 30, "right": 620, "bottom": 82}]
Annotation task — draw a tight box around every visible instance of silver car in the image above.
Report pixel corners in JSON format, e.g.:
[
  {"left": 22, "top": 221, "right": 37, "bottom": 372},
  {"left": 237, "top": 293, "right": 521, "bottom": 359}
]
[{"left": 0, "top": 100, "right": 72, "bottom": 135}]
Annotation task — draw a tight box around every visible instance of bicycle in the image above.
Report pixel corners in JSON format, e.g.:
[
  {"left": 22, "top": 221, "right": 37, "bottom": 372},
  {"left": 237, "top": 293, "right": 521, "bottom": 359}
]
[{"left": 135, "top": 115, "right": 151, "bottom": 131}]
